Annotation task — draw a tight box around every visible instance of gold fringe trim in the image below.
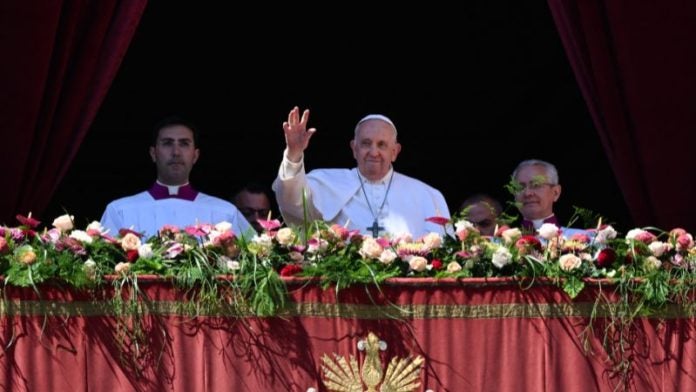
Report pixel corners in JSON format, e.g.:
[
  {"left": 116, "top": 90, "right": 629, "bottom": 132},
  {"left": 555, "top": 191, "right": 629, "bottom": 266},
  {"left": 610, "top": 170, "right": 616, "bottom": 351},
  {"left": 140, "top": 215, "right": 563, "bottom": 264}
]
[{"left": 0, "top": 299, "right": 692, "bottom": 319}]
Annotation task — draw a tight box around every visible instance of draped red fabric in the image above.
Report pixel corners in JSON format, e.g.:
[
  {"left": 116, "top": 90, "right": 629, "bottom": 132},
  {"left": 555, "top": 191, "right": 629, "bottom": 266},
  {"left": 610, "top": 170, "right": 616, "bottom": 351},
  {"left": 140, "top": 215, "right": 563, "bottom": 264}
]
[
  {"left": 1, "top": 278, "right": 693, "bottom": 391},
  {"left": 0, "top": 1, "right": 147, "bottom": 225},
  {"left": 547, "top": 0, "right": 696, "bottom": 232}
]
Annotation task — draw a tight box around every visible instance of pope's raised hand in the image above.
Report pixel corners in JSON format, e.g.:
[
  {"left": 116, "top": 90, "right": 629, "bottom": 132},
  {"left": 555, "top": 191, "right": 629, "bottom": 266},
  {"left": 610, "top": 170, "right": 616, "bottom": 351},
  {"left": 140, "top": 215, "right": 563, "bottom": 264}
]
[{"left": 283, "top": 106, "right": 316, "bottom": 162}]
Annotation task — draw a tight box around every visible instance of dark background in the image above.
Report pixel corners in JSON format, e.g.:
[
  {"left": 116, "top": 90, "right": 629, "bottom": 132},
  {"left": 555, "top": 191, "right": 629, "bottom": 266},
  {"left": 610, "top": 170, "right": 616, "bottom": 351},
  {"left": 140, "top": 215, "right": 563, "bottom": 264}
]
[{"left": 46, "top": 3, "right": 632, "bottom": 230}]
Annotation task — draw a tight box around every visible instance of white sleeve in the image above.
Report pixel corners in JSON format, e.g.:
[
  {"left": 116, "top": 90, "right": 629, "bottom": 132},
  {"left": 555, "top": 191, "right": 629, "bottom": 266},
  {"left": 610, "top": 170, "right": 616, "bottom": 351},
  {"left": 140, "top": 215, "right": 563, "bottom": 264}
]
[
  {"left": 272, "top": 149, "right": 322, "bottom": 226},
  {"left": 99, "top": 203, "right": 122, "bottom": 237}
]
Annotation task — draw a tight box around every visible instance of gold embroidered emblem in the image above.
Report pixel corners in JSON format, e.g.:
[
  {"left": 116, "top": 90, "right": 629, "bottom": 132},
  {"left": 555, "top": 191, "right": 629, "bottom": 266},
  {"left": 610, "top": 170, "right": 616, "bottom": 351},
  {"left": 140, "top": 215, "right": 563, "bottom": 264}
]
[{"left": 321, "top": 332, "right": 424, "bottom": 392}]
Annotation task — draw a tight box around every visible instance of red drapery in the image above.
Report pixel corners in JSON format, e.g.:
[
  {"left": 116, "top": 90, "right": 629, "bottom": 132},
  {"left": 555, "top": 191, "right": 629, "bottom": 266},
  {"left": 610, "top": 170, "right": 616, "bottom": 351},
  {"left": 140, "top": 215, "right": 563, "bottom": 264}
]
[
  {"left": 1, "top": 278, "right": 694, "bottom": 391},
  {"left": 547, "top": 0, "right": 696, "bottom": 232},
  {"left": 0, "top": 1, "right": 147, "bottom": 225}
]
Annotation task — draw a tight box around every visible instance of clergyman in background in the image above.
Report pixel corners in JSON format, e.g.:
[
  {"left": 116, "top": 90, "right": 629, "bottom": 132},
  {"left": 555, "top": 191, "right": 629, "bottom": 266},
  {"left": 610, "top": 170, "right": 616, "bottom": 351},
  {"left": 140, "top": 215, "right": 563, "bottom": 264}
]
[
  {"left": 231, "top": 182, "right": 274, "bottom": 233},
  {"left": 459, "top": 194, "right": 502, "bottom": 236}
]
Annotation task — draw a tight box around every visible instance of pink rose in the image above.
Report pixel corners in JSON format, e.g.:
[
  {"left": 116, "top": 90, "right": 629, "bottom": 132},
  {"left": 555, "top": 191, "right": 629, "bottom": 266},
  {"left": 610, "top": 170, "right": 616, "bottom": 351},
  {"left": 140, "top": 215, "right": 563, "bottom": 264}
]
[
  {"left": 676, "top": 233, "right": 693, "bottom": 251},
  {"left": 559, "top": 254, "right": 582, "bottom": 271}
]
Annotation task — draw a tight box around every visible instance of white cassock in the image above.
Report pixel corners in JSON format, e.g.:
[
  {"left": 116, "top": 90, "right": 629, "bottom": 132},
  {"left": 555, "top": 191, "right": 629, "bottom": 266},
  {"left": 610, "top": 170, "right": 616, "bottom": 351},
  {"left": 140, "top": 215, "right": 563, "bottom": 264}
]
[
  {"left": 272, "top": 152, "right": 450, "bottom": 238},
  {"left": 100, "top": 184, "right": 253, "bottom": 239}
]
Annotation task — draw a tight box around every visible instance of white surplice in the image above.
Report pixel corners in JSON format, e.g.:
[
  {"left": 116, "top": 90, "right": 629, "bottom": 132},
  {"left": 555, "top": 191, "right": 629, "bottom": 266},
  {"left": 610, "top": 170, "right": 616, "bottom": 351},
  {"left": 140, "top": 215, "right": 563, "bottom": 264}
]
[{"left": 100, "top": 191, "right": 253, "bottom": 239}]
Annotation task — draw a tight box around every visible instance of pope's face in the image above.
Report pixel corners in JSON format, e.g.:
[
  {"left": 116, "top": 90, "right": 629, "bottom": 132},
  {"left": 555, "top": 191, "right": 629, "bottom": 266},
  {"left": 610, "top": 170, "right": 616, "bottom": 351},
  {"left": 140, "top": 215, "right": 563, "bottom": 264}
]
[
  {"left": 149, "top": 125, "right": 199, "bottom": 185},
  {"left": 350, "top": 120, "right": 401, "bottom": 181}
]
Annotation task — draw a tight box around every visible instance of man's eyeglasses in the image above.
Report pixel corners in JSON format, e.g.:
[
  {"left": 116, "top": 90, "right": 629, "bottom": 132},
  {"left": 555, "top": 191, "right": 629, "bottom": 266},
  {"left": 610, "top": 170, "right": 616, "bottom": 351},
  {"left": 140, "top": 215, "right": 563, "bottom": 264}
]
[
  {"left": 239, "top": 208, "right": 271, "bottom": 217},
  {"left": 515, "top": 182, "right": 555, "bottom": 193}
]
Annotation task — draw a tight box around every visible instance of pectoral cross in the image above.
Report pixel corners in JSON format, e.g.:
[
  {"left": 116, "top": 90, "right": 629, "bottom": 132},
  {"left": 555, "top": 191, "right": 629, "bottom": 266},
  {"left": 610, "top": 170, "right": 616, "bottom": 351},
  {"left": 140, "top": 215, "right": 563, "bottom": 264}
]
[{"left": 367, "top": 220, "right": 384, "bottom": 237}]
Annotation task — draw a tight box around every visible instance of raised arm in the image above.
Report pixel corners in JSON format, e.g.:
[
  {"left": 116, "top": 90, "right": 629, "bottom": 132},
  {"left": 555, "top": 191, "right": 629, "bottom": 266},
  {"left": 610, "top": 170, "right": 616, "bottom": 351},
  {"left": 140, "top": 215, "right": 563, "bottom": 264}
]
[
  {"left": 283, "top": 106, "right": 316, "bottom": 162},
  {"left": 273, "top": 106, "right": 323, "bottom": 225}
]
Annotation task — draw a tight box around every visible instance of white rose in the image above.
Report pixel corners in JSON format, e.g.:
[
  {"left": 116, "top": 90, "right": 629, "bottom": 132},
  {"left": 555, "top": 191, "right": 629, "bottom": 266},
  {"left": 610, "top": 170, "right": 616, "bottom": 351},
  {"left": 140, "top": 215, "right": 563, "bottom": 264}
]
[
  {"left": 216, "top": 256, "right": 240, "bottom": 271},
  {"left": 491, "top": 247, "right": 512, "bottom": 269},
  {"left": 359, "top": 237, "right": 383, "bottom": 259},
  {"left": 276, "top": 227, "right": 296, "bottom": 246},
  {"left": 70, "top": 230, "right": 93, "bottom": 244},
  {"left": 625, "top": 228, "right": 647, "bottom": 241},
  {"left": 83, "top": 259, "right": 97, "bottom": 280},
  {"left": 648, "top": 241, "right": 668, "bottom": 257},
  {"left": 252, "top": 233, "right": 274, "bottom": 247},
  {"left": 138, "top": 243, "right": 154, "bottom": 259},
  {"left": 454, "top": 220, "right": 476, "bottom": 233},
  {"left": 86, "top": 221, "right": 107, "bottom": 234},
  {"left": 408, "top": 256, "right": 428, "bottom": 272},
  {"left": 537, "top": 223, "right": 560, "bottom": 240},
  {"left": 595, "top": 225, "right": 617, "bottom": 244},
  {"left": 114, "top": 262, "right": 131, "bottom": 274},
  {"left": 559, "top": 254, "right": 582, "bottom": 271},
  {"left": 422, "top": 232, "right": 442, "bottom": 250},
  {"left": 446, "top": 261, "right": 462, "bottom": 273},
  {"left": 378, "top": 249, "right": 397, "bottom": 265},
  {"left": 214, "top": 221, "right": 233, "bottom": 233},
  {"left": 121, "top": 233, "right": 141, "bottom": 251},
  {"left": 52, "top": 214, "right": 74, "bottom": 232},
  {"left": 501, "top": 228, "right": 522, "bottom": 244},
  {"left": 227, "top": 260, "right": 241, "bottom": 270}
]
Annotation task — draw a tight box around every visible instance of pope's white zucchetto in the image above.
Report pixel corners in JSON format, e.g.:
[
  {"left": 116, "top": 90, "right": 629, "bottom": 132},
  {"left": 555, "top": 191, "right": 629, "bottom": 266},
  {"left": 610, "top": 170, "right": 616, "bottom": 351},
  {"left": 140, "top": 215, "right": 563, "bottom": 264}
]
[{"left": 355, "top": 114, "right": 398, "bottom": 137}]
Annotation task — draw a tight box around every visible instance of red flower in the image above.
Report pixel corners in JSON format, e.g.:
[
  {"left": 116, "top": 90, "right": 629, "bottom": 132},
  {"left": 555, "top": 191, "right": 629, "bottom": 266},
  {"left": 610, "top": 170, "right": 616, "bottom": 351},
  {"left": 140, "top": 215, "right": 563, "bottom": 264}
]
[
  {"left": 126, "top": 249, "right": 139, "bottom": 262},
  {"left": 595, "top": 248, "right": 616, "bottom": 268},
  {"left": 280, "top": 264, "right": 303, "bottom": 277},
  {"left": 515, "top": 235, "right": 542, "bottom": 252},
  {"left": 425, "top": 216, "right": 450, "bottom": 226},
  {"left": 119, "top": 228, "right": 144, "bottom": 238},
  {"left": 16, "top": 213, "right": 40, "bottom": 228},
  {"left": 431, "top": 259, "right": 443, "bottom": 270}
]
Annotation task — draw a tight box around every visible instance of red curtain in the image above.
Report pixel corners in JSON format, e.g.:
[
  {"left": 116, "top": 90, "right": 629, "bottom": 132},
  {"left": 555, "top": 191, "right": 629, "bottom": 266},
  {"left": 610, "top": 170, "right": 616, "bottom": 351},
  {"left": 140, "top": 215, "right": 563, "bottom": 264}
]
[
  {"left": 0, "top": 1, "right": 147, "bottom": 225},
  {"left": 547, "top": 0, "right": 696, "bottom": 232}
]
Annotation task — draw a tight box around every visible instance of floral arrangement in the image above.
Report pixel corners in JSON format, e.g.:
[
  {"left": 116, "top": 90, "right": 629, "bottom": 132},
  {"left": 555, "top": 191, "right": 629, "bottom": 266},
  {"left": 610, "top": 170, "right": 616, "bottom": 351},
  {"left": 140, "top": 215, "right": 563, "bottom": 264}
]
[
  {"left": 2, "top": 213, "right": 696, "bottom": 315},
  {"left": 4, "top": 211, "right": 693, "bottom": 385}
]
